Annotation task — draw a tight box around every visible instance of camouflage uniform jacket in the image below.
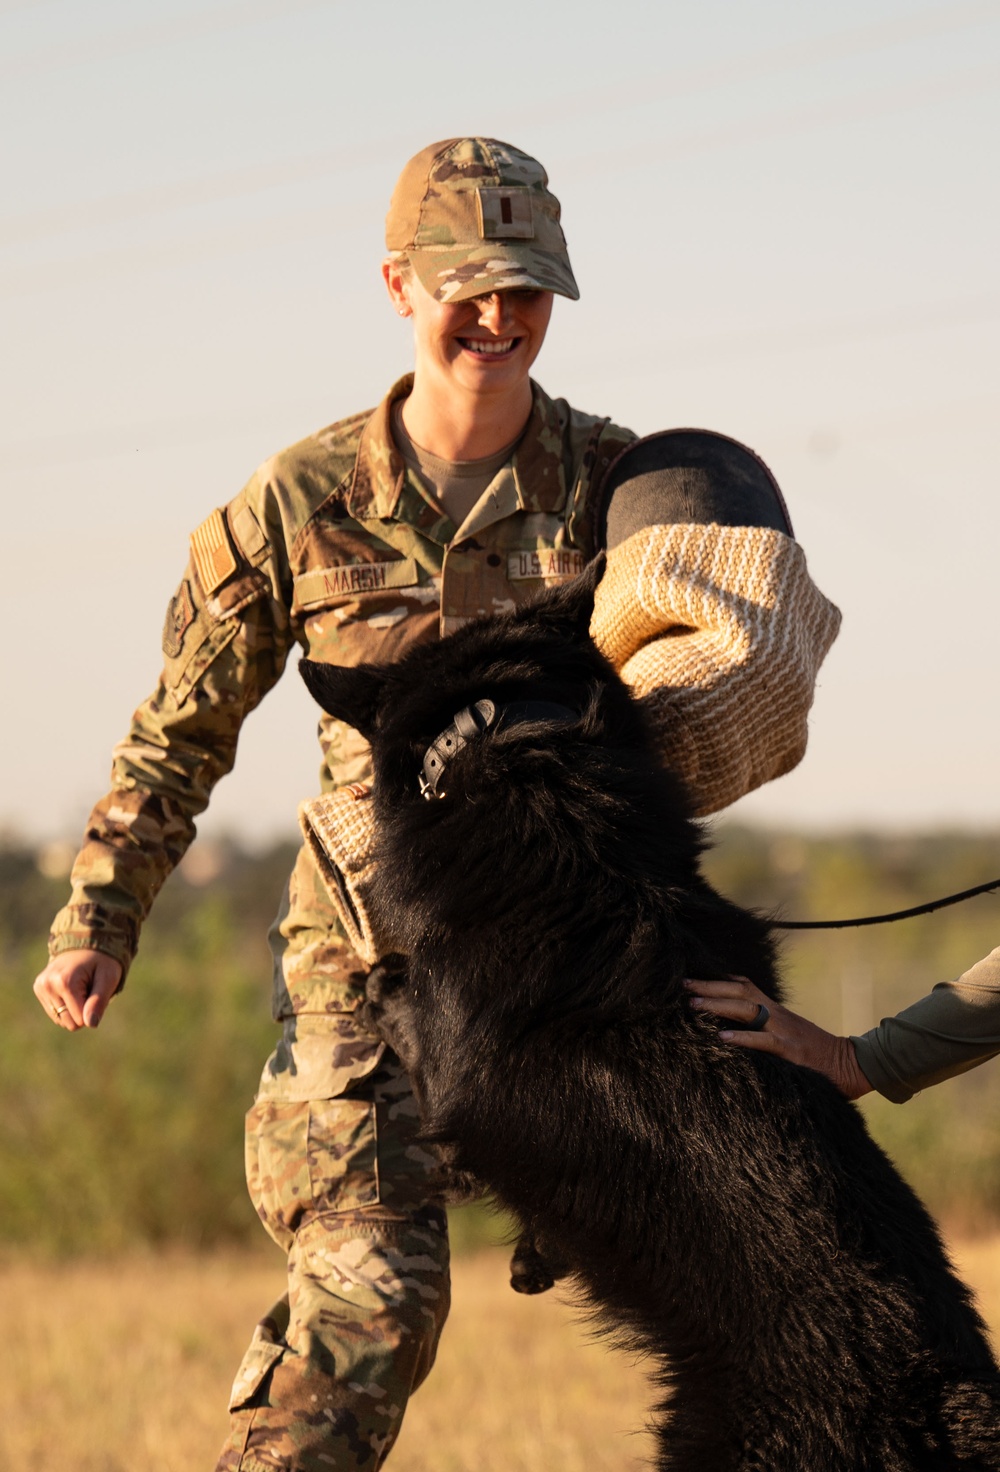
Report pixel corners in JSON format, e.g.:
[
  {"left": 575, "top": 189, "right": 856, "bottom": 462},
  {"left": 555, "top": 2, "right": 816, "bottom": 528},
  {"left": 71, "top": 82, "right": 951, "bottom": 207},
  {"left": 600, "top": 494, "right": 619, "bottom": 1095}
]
[{"left": 48, "top": 374, "right": 634, "bottom": 1003}]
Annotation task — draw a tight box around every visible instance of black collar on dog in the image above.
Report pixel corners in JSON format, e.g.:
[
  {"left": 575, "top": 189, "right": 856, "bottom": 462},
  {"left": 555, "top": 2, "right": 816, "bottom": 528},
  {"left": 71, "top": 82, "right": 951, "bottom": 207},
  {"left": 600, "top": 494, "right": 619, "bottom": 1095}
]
[{"left": 419, "top": 699, "right": 579, "bottom": 800}]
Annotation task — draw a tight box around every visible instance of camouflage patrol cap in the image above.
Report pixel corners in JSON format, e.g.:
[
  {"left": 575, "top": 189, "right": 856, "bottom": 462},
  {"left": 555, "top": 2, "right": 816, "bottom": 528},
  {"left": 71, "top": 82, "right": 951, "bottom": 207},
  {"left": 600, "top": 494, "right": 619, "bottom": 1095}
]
[{"left": 386, "top": 137, "right": 579, "bottom": 305}]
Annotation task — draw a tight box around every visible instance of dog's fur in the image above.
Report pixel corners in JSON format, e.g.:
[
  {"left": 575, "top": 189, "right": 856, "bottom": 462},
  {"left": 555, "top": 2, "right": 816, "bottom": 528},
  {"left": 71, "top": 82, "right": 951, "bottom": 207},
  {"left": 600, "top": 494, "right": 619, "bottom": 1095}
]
[{"left": 301, "top": 565, "right": 1000, "bottom": 1471}]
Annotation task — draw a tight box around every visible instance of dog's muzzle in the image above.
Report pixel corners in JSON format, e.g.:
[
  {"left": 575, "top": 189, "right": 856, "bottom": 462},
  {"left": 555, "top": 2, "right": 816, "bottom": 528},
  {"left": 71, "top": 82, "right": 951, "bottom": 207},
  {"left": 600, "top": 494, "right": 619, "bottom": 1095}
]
[{"left": 419, "top": 699, "right": 579, "bottom": 800}]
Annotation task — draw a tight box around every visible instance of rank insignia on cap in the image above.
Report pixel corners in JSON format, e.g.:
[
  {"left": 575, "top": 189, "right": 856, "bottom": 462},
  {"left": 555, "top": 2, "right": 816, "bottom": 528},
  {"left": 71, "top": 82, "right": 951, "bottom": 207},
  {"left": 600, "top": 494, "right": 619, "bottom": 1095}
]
[
  {"left": 476, "top": 187, "right": 534, "bottom": 240},
  {"left": 190, "top": 507, "right": 238, "bottom": 595}
]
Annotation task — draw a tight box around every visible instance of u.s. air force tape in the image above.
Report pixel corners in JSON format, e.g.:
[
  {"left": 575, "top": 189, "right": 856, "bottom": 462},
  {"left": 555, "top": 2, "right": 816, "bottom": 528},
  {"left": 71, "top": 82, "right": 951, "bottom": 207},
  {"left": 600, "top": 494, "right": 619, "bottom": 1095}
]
[{"left": 507, "top": 548, "right": 586, "bottom": 581}]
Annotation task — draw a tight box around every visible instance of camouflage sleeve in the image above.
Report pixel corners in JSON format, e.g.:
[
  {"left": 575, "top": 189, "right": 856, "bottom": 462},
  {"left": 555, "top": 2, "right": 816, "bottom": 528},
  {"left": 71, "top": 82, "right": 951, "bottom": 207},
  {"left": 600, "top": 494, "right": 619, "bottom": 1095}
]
[{"left": 47, "top": 482, "right": 294, "bottom": 981}]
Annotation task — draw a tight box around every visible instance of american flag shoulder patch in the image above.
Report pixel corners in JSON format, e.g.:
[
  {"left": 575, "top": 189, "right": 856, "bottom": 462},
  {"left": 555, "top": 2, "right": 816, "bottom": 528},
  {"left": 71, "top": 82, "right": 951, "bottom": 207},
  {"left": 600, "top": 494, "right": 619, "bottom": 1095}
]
[{"left": 190, "top": 508, "right": 238, "bottom": 595}]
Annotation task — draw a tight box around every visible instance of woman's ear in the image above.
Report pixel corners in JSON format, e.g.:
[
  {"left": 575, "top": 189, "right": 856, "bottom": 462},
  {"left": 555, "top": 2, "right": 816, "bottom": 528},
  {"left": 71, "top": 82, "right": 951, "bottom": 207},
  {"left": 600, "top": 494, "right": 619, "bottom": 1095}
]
[{"left": 382, "top": 257, "right": 412, "bottom": 317}]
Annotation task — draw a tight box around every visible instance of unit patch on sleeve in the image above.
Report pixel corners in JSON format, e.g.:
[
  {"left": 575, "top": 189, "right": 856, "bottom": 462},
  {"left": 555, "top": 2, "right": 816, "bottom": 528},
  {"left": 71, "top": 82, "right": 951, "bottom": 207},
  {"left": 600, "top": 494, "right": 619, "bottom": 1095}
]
[
  {"left": 162, "top": 578, "right": 196, "bottom": 658},
  {"left": 507, "top": 548, "right": 587, "bottom": 582},
  {"left": 293, "top": 556, "right": 420, "bottom": 611},
  {"left": 190, "top": 508, "right": 238, "bottom": 595}
]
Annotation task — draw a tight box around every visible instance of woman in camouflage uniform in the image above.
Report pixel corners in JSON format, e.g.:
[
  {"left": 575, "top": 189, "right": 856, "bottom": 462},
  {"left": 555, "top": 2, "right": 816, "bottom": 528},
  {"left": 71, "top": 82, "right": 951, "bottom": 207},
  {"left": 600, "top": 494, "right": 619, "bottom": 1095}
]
[{"left": 34, "top": 137, "right": 838, "bottom": 1471}]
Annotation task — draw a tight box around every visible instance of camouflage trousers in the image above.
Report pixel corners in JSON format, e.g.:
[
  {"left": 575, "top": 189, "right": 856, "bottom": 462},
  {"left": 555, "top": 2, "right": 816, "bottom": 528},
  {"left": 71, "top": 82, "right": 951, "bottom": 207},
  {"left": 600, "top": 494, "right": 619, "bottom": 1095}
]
[{"left": 215, "top": 1019, "right": 451, "bottom": 1472}]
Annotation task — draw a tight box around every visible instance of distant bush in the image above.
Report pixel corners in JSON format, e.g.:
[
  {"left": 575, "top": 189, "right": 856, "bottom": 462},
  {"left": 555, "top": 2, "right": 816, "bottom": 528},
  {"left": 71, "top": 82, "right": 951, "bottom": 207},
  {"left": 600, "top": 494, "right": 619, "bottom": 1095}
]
[
  {"left": 0, "top": 839, "right": 294, "bottom": 1255},
  {"left": 704, "top": 827, "right": 1000, "bottom": 1231},
  {"left": 3, "top": 826, "right": 1000, "bottom": 1255}
]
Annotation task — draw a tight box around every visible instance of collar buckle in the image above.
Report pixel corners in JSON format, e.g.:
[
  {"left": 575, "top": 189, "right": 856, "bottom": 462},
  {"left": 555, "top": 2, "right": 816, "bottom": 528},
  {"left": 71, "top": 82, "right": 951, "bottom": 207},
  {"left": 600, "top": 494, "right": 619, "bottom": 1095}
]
[{"left": 418, "top": 697, "right": 579, "bottom": 801}]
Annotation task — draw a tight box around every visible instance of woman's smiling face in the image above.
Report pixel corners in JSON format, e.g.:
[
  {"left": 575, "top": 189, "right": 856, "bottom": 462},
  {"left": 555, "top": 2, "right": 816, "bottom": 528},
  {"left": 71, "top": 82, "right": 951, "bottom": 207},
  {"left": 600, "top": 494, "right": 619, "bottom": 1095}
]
[{"left": 392, "top": 266, "right": 554, "bottom": 402}]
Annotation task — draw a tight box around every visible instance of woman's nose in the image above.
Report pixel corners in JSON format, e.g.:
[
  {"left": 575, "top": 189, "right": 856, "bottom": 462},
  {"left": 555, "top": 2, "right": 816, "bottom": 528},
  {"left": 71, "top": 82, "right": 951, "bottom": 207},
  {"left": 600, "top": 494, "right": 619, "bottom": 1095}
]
[{"left": 477, "top": 293, "right": 510, "bottom": 332}]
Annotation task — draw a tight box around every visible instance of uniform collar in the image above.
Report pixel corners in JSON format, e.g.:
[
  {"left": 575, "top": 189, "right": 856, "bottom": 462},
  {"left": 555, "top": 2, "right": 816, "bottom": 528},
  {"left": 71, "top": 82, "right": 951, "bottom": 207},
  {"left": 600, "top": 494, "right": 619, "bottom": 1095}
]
[
  {"left": 346, "top": 375, "right": 569, "bottom": 534},
  {"left": 509, "top": 380, "right": 569, "bottom": 515},
  {"left": 347, "top": 374, "right": 411, "bottom": 521}
]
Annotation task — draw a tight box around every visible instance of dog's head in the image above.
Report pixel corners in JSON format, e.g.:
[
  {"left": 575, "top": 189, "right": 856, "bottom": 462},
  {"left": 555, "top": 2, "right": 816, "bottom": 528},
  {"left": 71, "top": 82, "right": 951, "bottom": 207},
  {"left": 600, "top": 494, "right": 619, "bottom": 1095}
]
[
  {"left": 300, "top": 555, "right": 650, "bottom": 810},
  {"left": 302, "top": 556, "right": 707, "bottom": 964}
]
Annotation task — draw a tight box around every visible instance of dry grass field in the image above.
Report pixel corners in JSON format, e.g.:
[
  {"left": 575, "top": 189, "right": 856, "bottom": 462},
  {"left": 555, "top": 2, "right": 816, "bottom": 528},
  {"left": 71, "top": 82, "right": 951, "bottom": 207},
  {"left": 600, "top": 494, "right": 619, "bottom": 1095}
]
[
  {"left": 0, "top": 1247, "right": 654, "bottom": 1472},
  {"left": 1, "top": 1236, "right": 998, "bottom": 1472}
]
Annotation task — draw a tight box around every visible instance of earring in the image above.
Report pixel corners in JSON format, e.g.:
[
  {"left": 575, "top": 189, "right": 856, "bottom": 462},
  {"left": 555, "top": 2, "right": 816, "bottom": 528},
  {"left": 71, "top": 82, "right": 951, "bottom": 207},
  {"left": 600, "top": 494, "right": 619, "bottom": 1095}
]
[{"left": 398, "top": 308, "right": 407, "bottom": 316}]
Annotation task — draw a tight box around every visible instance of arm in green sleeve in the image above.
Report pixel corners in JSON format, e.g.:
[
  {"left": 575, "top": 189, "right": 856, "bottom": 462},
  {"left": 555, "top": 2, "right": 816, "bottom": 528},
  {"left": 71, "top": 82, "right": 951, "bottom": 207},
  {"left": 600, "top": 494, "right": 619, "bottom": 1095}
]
[
  {"left": 48, "top": 494, "right": 293, "bottom": 981},
  {"left": 851, "top": 947, "right": 1000, "bottom": 1103}
]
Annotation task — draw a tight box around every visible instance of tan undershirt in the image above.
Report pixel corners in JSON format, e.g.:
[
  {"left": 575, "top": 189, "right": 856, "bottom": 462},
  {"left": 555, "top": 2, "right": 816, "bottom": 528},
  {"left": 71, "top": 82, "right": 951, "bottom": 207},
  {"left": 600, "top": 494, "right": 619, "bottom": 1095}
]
[{"left": 391, "top": 402, "right": 519, "bottom": 529}]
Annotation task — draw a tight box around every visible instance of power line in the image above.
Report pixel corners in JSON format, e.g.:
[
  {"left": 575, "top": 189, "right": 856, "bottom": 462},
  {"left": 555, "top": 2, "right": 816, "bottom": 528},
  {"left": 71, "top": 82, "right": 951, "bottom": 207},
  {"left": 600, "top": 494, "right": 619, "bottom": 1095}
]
[
  {"left": 576, "top": 60, "right": 1000, "bottom": 177},
  {"left": 0, "top": 2, "right": 59, "bottom": 15},
  {"left": 530, "top": 0, "right": 1000, "bottom": 126},
  {"left": 0, "top": 194, "right": 382, "bottom": 299},
  {"left": 0, "top": 0, "right": 332, "bottom": 81},
  {"left": 4, "top": 296, "right": 996, "bottom": 469},
  {"left": 3, "top": 55, "right": 996, "bottom": 296},
  {"left": 0, "top": 0, "right": 395, "bottom": 253},
  {"left": 571, "top": 293, "right": 1000, "bottom": 386},
  {"left": 4, "top": 403, "right": 332, "bottom": 468},
  {"left": 688, "top": 294, "right": 1000, "bottom": 361},
  {"left": 0, "top": 141, "right": 392, "bottom": 248},
  {"left": 2, "top": 0, "right": 997, "bottom": 248}
]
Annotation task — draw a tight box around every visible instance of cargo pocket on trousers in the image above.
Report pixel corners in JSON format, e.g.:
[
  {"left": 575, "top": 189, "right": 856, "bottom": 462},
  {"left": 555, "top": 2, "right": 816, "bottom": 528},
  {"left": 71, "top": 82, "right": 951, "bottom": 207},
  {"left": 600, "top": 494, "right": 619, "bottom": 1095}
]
[
  {"left": 228, "top": 1325, "right": 287, "bottom": 1412},
  {"left": 247, "top": 1094, "right": 380, "bottom": 1248},
  {"left": 307, "top": 1095, "right": 380, "bottom": 1212}
]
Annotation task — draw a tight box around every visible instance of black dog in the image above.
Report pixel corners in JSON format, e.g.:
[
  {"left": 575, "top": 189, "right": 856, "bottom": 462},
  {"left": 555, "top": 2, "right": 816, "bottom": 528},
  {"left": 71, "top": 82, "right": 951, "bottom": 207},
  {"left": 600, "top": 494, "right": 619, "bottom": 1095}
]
[{"left": 301, "top": 565, "right": 1000, "bottom": 1471}]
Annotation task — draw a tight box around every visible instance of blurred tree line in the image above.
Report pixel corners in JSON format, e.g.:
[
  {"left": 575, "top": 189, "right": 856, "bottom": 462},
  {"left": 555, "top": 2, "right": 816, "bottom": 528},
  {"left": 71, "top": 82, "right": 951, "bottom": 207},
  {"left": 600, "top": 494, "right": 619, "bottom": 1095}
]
[{"left": 2, "top": 825, "right": 1000, "bottom": 1257}]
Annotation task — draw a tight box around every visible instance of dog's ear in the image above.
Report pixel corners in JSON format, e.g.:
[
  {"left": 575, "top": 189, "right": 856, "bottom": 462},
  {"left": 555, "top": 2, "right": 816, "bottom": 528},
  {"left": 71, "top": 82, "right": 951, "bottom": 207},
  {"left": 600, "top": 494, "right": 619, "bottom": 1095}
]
[
  {"left": 299, "top": 658, "right": 386, "bottom": 740},
  {"left": 526, "top": 552, "right": 605, "bottom": 641}
]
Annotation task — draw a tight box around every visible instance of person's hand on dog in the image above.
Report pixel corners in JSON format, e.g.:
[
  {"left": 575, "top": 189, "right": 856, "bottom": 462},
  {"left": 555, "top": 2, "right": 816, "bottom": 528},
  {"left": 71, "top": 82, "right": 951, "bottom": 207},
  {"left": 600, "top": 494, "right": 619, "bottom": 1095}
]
[{"left": 685, "top": 976, "right": 872, "bottom": 1100}]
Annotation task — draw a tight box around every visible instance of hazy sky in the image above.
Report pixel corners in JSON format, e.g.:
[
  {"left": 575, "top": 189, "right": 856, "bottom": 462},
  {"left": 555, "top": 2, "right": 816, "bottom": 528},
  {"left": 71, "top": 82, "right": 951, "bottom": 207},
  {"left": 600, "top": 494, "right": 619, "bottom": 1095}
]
[{"left": 3, "top": 0, "right": 999, "bottom": 842}]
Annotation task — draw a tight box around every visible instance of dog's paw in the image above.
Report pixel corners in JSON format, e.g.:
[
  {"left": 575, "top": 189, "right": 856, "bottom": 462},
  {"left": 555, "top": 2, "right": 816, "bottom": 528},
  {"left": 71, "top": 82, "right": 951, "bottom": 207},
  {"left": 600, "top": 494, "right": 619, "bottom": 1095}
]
[
  {"left": 362, "top": 954, "right": 425, "bottom": 1074},
  {"left": 356, "top": 998, "right": 384, "bottom": 1040},
  {"left": 509, "top": 1234, "right": 571, "bottom": 1296},
  {"left": 510, "top": 1258, "right": 557, "bottom": 1295},
  {"left": 365, "top": 954, "right": 409, "bottom": 1007}
]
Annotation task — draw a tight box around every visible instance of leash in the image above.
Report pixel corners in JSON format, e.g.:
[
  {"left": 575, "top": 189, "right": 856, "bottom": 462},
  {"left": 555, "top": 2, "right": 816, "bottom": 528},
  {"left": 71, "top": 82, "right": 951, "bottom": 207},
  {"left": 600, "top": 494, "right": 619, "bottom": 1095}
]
[
  {"left": 774, "top": 876, "right": 1000, "bottom": 930},
  {"left": 419, "top": 702, "right": 1000, "bottom": 926}
]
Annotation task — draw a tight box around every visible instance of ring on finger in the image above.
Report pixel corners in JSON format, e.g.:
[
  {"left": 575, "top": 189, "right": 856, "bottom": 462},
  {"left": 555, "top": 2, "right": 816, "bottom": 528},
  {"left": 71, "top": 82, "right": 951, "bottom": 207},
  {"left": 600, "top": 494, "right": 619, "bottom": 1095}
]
[
  {"left": 53, "top": 1004, "right": 68, "bottom": 1017},
  {"left": 746, "top": 1003, "right": 770, "bottom": 1032}
]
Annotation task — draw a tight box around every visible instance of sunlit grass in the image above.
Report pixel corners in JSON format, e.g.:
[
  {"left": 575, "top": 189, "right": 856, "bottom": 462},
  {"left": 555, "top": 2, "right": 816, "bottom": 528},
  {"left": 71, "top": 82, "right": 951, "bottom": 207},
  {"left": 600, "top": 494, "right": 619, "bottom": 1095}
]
[{"left": 1, "top": 1235, "right": 997, "bottom": 1471}]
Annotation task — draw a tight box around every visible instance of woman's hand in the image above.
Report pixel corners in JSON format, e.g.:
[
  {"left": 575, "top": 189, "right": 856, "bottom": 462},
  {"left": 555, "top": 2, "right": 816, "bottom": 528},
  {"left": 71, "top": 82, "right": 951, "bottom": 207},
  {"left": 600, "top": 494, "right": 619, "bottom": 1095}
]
[
  {"left": 685, "top": 976, "right": 872, "bottom": 1101},
  {"left": 33, "top": 949, "right": 122, "bottom": 1031}
]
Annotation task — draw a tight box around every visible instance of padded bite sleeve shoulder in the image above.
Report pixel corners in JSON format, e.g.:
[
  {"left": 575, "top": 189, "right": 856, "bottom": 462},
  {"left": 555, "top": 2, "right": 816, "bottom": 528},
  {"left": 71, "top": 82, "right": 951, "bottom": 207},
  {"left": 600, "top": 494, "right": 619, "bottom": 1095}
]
[
  {"left": 591, "top": 523, "right": 840, "bottom": 815},
  {"left": 600, "top": 429, "right": 793, "bottom": 549}
]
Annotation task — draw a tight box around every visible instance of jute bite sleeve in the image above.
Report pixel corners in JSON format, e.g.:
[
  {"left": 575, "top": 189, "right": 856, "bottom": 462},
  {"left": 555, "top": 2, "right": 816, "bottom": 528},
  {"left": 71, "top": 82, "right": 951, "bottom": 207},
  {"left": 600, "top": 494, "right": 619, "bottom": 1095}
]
[
  {"left": 298, "top": 786, "right": 383, "bottom": 964},
  {"left": 591, "top": 522, "right": 841, "bottom": 815},
  {"left": 302, "top": 522, "right": 841, "bottom": 959}
]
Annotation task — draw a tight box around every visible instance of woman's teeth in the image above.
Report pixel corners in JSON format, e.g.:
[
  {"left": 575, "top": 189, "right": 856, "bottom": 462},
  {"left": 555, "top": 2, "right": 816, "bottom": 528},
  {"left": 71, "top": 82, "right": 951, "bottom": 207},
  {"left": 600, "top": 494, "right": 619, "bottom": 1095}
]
[{"left": 460, "top": 338, "right": 517, "bottom": 355}]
